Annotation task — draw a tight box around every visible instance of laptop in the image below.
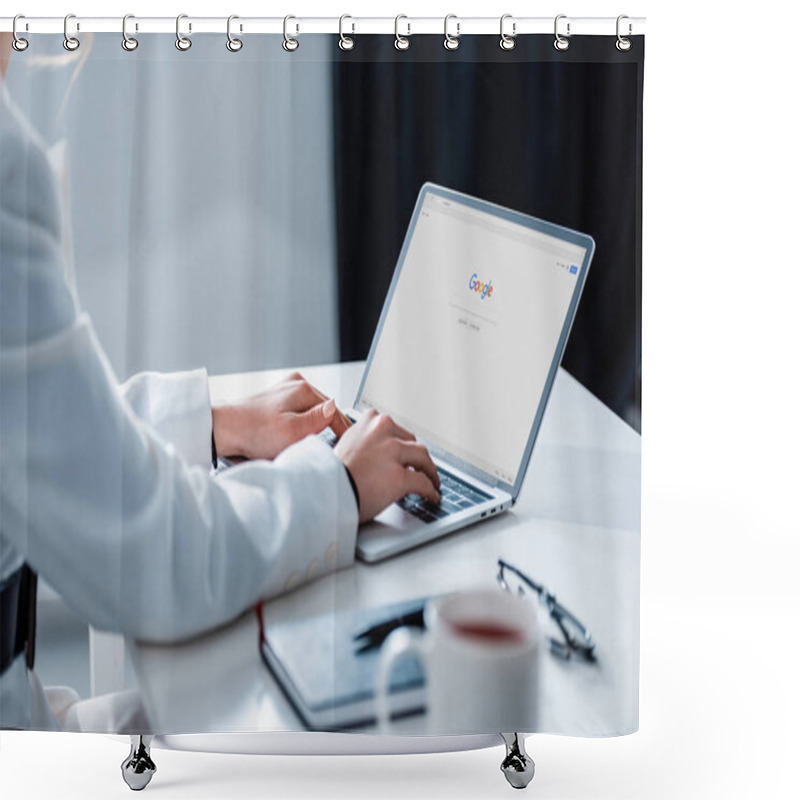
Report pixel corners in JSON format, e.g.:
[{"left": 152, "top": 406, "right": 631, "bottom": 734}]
[{"left": 344, "top": 183, "right": 595, "bottom": 563}]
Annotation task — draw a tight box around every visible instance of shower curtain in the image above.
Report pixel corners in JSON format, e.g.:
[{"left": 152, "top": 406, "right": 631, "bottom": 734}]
[{"left": 1, "top": 22, "right": 643, "bottom": 741}]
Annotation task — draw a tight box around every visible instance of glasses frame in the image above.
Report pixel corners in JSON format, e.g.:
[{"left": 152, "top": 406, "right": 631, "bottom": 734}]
[{"left": 496, "top": 559, "right": 596, "bottom": 662}]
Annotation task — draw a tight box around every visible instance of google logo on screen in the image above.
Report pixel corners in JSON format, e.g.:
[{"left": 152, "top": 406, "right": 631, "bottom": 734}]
[{"left": 468, "top": 273, "right": 494, "bottom": 300}]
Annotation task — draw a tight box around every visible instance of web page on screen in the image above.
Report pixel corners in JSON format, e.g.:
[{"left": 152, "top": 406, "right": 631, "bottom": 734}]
[{"left": 359, "top": 192, "right": 586, "bottom": 485}]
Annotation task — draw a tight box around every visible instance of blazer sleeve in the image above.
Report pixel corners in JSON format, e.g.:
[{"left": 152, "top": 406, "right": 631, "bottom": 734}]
[{"left": 0, "top": 90, "right": 359, "bottom": 644}]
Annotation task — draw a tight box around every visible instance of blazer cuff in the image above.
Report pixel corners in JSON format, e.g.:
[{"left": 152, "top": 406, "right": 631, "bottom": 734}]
[{"left": 119, "top": 368, "right": 213, "bottom": 468}]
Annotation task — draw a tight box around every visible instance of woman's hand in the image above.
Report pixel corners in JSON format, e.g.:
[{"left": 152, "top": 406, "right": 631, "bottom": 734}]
[
  {"left": 334, "top": 408, "right": 441, "bottom": 523},
  {"left": 211, "top": 372, "right": 351, "bottom": 461}
]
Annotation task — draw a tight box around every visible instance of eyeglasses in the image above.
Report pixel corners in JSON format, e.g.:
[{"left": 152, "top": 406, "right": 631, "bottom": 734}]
[{"left": 496, "top": 559, "right": 596, "bottom": 662}]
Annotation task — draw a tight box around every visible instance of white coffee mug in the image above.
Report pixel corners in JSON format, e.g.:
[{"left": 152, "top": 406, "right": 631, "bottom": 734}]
[{"left": 375, "top": 589, "right": 540, "bottom": 734}]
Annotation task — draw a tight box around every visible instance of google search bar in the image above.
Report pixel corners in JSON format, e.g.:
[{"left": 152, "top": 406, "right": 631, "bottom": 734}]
[{"left": 427, "top": 196, "right": 587, "bottom": 264}]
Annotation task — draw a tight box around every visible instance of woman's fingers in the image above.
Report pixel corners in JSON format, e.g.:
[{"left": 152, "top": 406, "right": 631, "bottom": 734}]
[
  {"left": 402, "top": 467, "right": 440, "bottom": 504},
  {"left": 329, "top": 408, "right": 352, "bottom": 438},
  {"left": 397, "top": 441, "right": 440, "bottom": 490},
  {"left": 286, "top": 375, "right": 351, "bottom": 436}
]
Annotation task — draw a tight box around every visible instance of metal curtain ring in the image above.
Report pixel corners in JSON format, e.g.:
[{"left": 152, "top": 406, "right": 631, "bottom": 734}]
[
  {"left": 616, "top": 14, "right": 632, "bottom": 51},
  {"left": 122, "top": 14, "right": 138, "bottom": 51},
  {"left": 499, "top": 14, "right": 516, "bottom": 51},
  {"left": 394, "top": 15, "right": 410, "bottom": 50},
  {"left": 63, "top": 14, "right": 80, "bottom": 51},
  {"left": 12, "top": 15, "right": 29, "bottom": 52},
  {"left": 554, "top": 14, "right": 571, "bottom": 51},
  {"left": 226, "top": 15, "right": 243, "bottom": 51},
  {"left": 339, "top": 14, "right": 355, "bottom": 51},
  {"left": 175, "top": 14, "right": 192, "bottom": 51},
  {"left": 283, "top": 15, "right": 299, "bottom": 51},
  {"left": 444, "top": 14, "right": 460, "bottom": 51}
]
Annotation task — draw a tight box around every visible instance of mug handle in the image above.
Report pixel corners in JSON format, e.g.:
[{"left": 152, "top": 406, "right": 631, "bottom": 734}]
[{"left": 374, "top": 626, "right": 430, "bottom": 732}]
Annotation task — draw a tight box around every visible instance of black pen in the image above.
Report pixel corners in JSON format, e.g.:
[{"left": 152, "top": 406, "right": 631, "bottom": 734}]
[{"left": 352, "top": 605, "right": 426, "bottom": 654}]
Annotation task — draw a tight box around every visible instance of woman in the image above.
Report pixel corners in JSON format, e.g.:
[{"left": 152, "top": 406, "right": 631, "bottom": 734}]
[{"left": 0, "top": 32, "right": 440, "bottom": 731}]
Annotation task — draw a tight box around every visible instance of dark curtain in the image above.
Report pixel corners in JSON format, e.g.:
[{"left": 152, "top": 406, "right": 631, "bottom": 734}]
[{"left": 333, "top": 35, "right": 643, "bottom": 429}]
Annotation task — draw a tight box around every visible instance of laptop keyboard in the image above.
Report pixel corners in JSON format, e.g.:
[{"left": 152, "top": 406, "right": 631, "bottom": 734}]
[
  {"left": 397, "top": 469, "right": 492, "bottom": 523},
  {"left": 320, "top": 426, "right": 493, "bottom": 524}
]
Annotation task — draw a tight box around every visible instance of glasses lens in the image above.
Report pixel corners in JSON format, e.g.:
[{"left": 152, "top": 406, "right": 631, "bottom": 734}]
[
  {"left": 498, "top": 562, "right": 595, "bottom": 661},
  {"left": 553, "top": 608, "right": 595, "bottom": 658},
  {"left": 498, "top": 565, "right": 528, "bottom": 598}
]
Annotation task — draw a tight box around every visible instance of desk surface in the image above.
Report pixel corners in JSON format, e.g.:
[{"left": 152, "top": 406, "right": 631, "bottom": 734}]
[{"left": 130, "top": 362, "right": 640, "bottom": 737}]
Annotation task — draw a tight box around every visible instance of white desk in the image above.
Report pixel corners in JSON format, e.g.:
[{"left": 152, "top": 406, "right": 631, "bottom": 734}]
[{"left": 124, "top": 362, "right": 640, "bottom": 738}]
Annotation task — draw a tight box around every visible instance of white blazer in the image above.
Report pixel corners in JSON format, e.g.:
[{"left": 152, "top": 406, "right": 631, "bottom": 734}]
[{"left": 0, "top": 87, "right": 358, "bottom": 731}]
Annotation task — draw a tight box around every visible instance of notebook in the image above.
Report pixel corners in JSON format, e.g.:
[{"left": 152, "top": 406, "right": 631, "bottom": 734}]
[{"left": 260, "top": 597, "right": 432, "bottom": 731}]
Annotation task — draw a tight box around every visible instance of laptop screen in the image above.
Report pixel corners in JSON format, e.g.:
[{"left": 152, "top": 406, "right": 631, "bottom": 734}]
[{"left": 356, "top": 184, "right": 593, "bottom": 495}]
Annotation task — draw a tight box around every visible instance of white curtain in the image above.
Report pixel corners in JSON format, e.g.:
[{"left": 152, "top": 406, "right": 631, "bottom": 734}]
[{"left": 7, "top": 34, "right": 338, "bottom": 379}]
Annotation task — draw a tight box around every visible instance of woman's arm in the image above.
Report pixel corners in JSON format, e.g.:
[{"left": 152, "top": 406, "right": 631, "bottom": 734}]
[{"left": 0, "top": 92, "right": 359, "bottom": 642}]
